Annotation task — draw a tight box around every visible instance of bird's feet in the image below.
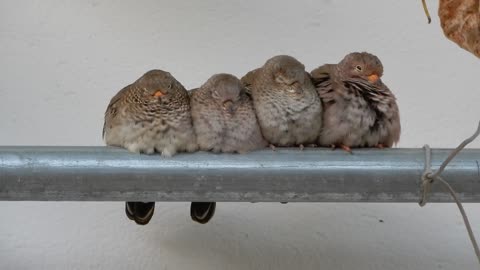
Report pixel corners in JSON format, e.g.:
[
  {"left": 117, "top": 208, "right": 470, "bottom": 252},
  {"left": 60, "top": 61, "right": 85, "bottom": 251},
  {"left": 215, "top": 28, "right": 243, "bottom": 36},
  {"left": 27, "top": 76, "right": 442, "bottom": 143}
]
[
  {"left": 191, "top": 202, "right": 216, "bottom": 224},
  {"left": 298, "top": 143, "right": 317, "bottom": 150},
  {"left": 269, "top": 144, "right": 277, "bottom": 151},
  {"left": 125, "top": 202, "right": 155, "bottom": 225},
  {"left": 375, "top": 144, "right": 386, "bottom": 149},
  {"left": 330, "top": 144, "right": 353, "bottom": 154}
]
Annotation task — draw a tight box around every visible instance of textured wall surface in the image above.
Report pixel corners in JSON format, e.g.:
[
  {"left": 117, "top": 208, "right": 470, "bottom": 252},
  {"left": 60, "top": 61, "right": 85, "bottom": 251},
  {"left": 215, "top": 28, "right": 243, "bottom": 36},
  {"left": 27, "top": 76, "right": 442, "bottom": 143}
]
[{"left": 1, "top": 0, "right": 479, "bottom": 269}]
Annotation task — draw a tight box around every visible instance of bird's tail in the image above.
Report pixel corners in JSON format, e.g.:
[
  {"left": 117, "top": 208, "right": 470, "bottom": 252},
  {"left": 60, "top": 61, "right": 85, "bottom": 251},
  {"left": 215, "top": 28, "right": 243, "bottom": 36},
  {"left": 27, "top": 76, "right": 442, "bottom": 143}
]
[
  {"left": 125, "top": 202, "right": 155, "bottom": 225},
  {"left": 190, "top": 202, "right": 216, "bottom": 224}
]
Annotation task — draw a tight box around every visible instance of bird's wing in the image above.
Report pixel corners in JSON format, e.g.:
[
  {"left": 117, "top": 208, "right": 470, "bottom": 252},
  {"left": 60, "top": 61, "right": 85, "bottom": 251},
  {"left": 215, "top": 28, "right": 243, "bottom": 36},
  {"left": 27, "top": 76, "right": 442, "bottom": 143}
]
[
  {"left": 103, "top": 84, "right": 131, "bottom": 138},
  {"left": 311, "top": 64, "right": 337, "bottom": 104},
  {"left": 310, "top": 64, "right": 335, "bottom": 86}
]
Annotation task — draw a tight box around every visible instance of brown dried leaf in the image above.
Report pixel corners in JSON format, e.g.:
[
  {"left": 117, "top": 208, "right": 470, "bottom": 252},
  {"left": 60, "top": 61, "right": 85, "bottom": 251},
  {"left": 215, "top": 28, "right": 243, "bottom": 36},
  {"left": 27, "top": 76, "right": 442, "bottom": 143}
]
[{"left": 439, "top": 0, "right": 480, "bottom": 58}]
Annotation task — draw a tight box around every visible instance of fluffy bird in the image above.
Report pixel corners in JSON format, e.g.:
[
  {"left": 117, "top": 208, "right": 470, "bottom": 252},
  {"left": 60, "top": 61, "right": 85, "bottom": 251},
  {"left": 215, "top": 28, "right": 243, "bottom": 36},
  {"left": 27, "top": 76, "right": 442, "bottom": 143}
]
[
  {"left": 310, "top": 52, "right": 401, "bottom": 152},
  {"left": 103, "top": 69, "right": 197, "bottom": 225},
  {"left": 241, "top": 55, "right": 322, "bottom": 148},
  {"left": 191, "top": 73, "right": 267, "bottom": 153},
  {"left": 189, "top": 73, "right": 267, "bottom": 224}
]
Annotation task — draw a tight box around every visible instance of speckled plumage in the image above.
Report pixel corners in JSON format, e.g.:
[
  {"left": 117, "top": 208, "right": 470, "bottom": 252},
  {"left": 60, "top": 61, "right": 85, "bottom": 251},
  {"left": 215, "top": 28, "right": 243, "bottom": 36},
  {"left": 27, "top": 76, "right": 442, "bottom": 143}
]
[
  {"left": 189, "top": 73, "right": 267, "bottom": 224},
  {"left": 191, "top": 73, "right": 267, "bottom": 153},
  {"left": 311, "top": 52, "right": 401, "bottom": 149},
  {"left": 242, "top": 55, "right": 322, "bottom": 146},
  {"left": 103, "top": 69, "right": 197, "bottom": 157},
  {"left": 103, "top": 69, "right": 197, "bottom": 225}
]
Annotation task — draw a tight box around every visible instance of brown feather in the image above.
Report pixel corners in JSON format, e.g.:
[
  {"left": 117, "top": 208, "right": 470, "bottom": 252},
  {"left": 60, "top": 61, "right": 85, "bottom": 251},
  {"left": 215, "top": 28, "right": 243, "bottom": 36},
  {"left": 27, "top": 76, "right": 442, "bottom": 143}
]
[
  {"left": 103, "top": 69, "right": 197, "bottom": 156},
  {"left": 311, "top": 52, "right": 401, "bottom": 148},
  {"left": 242, "top": 55, "right": 323, "bottom": 146},
  {"left": 191, "top": 73, "right": 267, "bottom": 153}
]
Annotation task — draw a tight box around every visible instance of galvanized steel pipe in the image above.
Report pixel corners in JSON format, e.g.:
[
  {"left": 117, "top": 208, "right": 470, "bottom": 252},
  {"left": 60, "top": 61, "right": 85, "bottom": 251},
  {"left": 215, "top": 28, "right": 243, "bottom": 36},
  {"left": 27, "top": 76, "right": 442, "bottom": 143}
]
[{"left": 0, "top": 146, "right": 479, "bottom": 202}]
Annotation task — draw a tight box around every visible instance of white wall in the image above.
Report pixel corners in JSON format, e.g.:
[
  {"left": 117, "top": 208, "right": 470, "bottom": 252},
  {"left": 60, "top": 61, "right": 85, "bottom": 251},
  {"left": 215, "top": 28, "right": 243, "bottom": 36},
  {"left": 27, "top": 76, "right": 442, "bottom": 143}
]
[{"left": 1, "top": 0, "right": 479, "bottom": 269}]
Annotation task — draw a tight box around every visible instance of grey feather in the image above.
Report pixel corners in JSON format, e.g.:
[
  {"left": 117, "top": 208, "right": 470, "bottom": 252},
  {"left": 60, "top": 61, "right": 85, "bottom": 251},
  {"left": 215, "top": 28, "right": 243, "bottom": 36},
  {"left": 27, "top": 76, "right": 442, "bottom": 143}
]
[
  {"left": 191, "top": 73, "right": 267, "bottom": 153},
  {"left": 311, "top": 52, "right": 401, "bottom": 148},
  {"left": 244, "top": 55, "right": 322, "bottom": 146}
]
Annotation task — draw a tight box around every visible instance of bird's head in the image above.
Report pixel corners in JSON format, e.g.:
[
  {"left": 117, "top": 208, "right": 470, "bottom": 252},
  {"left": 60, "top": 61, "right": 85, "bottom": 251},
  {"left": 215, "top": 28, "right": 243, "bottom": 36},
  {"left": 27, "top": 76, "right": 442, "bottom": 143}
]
[
  {"left": 338, "top": 52, "right": 384, "bottom": 86},
  {"left": 207, "top": 73, "right": 243, "bottom": 115},
  {"left": 136, "top": 69, "right": 186, "bottom": 102},
  {"left": 265, "top": 55, "right": 306, "bottom": 95}
]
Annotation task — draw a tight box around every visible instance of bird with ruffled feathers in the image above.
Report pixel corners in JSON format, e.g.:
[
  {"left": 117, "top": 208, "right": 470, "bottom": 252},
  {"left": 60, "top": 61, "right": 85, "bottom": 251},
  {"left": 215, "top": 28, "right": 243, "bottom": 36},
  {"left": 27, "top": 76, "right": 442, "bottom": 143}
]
[{"left": 311, "top": 52, "right": 401, "bottom": 153}]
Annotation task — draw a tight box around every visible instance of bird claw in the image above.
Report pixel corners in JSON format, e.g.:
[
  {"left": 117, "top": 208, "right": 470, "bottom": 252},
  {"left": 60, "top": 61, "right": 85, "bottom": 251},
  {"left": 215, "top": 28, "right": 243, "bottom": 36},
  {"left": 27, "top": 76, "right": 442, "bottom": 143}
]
[
  {"left": 331, "top": 144, "right": 353, "bottom": 154},
  {"left": 160, "top": 147, "right": 176, "bottom": 157},
  {"left": 269, "top": 144, "right": 276, "bottom": 151},
  {"left": 341, "top": 144, "right": 353, "bottom": 154},
  {"left": 376, "top": 144, "right": 385, "bottom": 149},
  {"left": 299, "top": 144, "right": 304, "bottom": 151}
]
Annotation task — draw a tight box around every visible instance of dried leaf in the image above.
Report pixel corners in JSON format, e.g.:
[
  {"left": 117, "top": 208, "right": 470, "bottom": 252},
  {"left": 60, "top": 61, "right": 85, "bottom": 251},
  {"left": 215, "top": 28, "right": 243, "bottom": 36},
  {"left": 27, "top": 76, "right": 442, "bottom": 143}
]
[{"left": 439, "top": 0, "right": 480, "bottom": 58}]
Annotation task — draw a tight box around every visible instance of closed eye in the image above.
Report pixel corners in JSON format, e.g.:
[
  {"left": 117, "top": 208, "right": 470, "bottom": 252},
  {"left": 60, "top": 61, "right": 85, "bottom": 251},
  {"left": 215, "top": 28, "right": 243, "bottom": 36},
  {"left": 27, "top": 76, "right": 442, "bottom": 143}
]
[{"left": 288, "top": 81, "right": 299, "bottom": 86}]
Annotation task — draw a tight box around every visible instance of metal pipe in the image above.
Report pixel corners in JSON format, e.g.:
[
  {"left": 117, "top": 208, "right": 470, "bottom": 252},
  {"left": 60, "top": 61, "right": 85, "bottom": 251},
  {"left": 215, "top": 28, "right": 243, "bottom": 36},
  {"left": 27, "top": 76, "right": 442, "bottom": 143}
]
[{"left": 0, "top": 146, "right": 479, "bottom": 202}]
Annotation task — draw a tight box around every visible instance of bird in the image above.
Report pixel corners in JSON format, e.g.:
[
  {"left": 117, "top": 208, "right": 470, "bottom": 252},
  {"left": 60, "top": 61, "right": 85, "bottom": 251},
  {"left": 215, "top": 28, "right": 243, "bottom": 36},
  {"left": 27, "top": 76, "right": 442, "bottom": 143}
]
[
  {"left": 103, "top": 69, "right": 197, "bottom": 225},
  {"left": 191, "top": 73, "right": 267, "bottom": 154},
  {"left": 310, "top": 52, "right": 401, "bottom": 153},
  {"left": 189, "top": 73, "right": 267, "bottom": 224},
  {"left": 241, "top": 55, "right": 322, "bottom": 149}
]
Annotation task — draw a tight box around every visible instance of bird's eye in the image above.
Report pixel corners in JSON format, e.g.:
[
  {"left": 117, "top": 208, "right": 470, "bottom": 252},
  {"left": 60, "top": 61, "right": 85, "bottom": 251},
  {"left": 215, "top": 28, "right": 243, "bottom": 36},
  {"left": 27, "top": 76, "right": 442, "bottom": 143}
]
[
  {"left": 167, "top": 83, "right": 173, "bottom": 89},
  {"left": 355, "top": 65, "right": 362, "bottom": 71}
]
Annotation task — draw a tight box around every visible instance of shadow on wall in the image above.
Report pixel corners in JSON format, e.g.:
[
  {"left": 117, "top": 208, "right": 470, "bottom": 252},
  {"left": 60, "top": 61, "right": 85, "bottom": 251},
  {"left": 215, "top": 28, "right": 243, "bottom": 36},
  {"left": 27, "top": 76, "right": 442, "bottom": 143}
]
[{"left": 139, "top": 203, "right": 445, "bottom": 269}]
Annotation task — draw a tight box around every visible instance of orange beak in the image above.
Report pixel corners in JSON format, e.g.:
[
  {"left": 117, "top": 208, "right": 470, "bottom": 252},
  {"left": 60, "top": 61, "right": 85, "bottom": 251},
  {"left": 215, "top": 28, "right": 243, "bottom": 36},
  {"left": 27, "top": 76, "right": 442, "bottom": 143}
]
[
  {"left": 367, "top": 74, "right": 379, "bottom": 84},
  {"left": 153, "top": 90, "right": 165, "bottom": 97}
]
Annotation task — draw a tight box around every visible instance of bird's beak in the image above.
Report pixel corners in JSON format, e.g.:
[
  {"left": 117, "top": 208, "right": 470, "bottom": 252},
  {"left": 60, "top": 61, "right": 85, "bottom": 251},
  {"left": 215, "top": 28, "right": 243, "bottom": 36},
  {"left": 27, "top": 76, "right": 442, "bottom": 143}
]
[
  {"left": 367, "top": 74, "right": 379, "bottom": 84},
  {"left": 153, "top": 89, "right": 165, "bottom": 97},
  {"left": 223, "top": 100, "right": 235, "bottom": 114}
]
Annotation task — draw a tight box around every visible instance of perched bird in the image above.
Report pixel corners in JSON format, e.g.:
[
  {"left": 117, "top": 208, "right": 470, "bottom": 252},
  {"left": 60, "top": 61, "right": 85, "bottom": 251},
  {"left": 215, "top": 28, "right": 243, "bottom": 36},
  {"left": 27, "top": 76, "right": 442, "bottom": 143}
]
[
  {"left": 103, "top": 69, "right": 197, "bottom": 225},
  {"left": 191, "top": 73, "right": 267, "bottom": 153},
  {"left": 241, "top": 55, "right": 322, "bottom": 148},
  {"left": 310, "top": 52, "right": 401, "bottom": 152},
  {"left": 190, "top": 73, "right": 267, "bottom": 224}
]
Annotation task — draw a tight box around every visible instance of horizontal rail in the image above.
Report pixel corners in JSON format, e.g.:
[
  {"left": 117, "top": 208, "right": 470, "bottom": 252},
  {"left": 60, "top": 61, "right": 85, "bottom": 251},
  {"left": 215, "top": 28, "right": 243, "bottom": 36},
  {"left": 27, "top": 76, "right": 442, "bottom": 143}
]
[{"left": 0, "top": 146, "right": 479, "bottom": 202}]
